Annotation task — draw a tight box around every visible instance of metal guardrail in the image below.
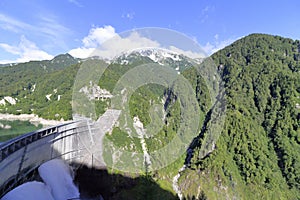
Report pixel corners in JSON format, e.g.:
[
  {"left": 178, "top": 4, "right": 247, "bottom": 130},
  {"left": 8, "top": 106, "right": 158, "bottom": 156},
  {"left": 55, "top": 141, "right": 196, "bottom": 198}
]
[
  {"left": 0, "top": 120, "right": 90, "bottom": 198},
  {"left": 0, "top": 121, "right": 86, "bottom": 162}
]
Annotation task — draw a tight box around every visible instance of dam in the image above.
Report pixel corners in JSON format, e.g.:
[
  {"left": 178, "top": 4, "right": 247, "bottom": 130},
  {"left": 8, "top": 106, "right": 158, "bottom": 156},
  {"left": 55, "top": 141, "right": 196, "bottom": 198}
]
[{"left": 0, "top": 109, "right": 121, "bottom": 198}]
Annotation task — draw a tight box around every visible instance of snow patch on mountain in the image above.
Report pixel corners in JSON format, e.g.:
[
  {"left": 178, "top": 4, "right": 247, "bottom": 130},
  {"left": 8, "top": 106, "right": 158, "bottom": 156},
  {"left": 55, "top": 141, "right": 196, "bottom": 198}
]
[
  {"left": 111, "top": 48, "right": 203, "bottom": 71},
  {"left": 120, "top": 59, "right": 129, "bottom": 65},
  {"left": 131, "top": 48, "right": 182, "bottom": 63}
]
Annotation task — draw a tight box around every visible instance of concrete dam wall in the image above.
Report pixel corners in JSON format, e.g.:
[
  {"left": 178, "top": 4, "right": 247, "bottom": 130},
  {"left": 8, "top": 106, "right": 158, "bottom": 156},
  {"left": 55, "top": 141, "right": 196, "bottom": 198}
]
[{"left": 0, "top": 109, "right": 121, "bottom": 198}]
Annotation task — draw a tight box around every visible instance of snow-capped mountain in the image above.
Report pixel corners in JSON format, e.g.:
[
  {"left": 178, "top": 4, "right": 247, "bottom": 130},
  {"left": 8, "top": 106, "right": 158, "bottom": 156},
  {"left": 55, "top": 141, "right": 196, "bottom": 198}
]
[{"left": 112, "top": 48, "right": 202, "bottom": 73}]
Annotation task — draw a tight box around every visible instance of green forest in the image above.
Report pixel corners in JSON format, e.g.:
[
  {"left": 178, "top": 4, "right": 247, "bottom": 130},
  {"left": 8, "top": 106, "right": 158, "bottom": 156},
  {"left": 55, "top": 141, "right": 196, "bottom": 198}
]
[
  {"left": 1, "top": 34, "right": 300, "bottom": 199},
  {"left": 183, "top": 34, "right": 300, "bottom": 199},
  {"left": 0, "top": 54, "right": 79, "bottom": 120}
]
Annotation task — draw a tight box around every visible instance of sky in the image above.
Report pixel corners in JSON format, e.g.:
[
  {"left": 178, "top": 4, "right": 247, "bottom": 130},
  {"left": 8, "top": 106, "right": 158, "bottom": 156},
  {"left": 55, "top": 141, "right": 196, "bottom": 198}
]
[{"left": 0, "top": 0, "right": 300, "bottom": 63}]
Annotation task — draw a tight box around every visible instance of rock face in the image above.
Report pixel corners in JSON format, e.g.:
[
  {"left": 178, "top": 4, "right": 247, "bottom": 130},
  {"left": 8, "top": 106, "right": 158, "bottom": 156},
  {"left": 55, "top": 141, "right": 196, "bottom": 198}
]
[
  {"left": 0, "top": 96, "right": 17, "bottom": 105},
  {"left": 133, "top": 116, "right": 152, "bottom": 172},
  {"left": 0, "top": 99, "right": 6, "bottom": 106},
  {"left": 79, "top": 81, "right": 113, "bottom": 100}
]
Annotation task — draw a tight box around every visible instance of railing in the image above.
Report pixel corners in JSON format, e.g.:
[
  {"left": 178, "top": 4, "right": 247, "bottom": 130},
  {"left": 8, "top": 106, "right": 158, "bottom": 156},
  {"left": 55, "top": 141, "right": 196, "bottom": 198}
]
[
  {"left": 0, "top": 126, "right": 58, "bottom": 162},
  {"left": 0, "top": 120, "right": 90, "bottom": 198}
]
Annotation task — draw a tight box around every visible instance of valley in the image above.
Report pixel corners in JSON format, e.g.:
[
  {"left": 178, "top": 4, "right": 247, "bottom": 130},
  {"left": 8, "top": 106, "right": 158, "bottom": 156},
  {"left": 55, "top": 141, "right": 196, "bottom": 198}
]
[{"left": 1, "top": 33, "right": 300, "bottom": 199}]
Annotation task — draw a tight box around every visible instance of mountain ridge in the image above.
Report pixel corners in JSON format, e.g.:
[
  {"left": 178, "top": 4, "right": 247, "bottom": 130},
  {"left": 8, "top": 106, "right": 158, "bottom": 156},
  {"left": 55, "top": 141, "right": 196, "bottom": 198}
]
[{"left": 0, "top": 33, "right": 300, "bottom": 199}]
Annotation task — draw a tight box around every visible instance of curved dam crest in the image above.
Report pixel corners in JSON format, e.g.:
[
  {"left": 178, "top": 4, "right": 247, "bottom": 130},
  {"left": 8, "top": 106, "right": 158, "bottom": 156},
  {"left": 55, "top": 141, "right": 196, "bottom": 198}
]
[{"left": 0, "top": 109, "right": 121, "bottom": 198}]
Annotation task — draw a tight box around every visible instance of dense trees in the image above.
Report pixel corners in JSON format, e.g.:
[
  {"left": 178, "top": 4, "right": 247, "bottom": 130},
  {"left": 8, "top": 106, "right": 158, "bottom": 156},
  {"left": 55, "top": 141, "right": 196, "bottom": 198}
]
[
  {"left": 1, "top": 34, "right": 300, "bottom": 199},
  {"left": 185, "top": 34, "right": 300, "bottom": 199},
  {"left": 0, "top": 54, "right": 79, "bottom": 120}
]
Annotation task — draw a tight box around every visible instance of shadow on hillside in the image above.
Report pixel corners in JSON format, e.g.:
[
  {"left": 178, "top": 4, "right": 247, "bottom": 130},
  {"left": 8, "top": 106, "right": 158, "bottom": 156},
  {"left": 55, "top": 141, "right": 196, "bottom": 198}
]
[{"left": 73, "top": 163, "right": 178, "bottom": 200}]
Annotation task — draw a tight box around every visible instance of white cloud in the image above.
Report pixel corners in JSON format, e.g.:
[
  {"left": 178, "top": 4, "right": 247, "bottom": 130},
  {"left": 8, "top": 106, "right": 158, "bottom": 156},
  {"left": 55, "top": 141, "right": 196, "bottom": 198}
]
[
  {"left": 122, "top": 12, "right": 135, "bottom": 20},
  {"left": 0, "top": 43, "right": 19, "bottom": 55},
  {"left": 0, "top": 13, "right": 72, "bottom": 50},
  {"left": 0, "top": 13, "right": 33, "bottom": 33},
  {"left": 91, "top": 31, "right": 161, "bottom": 59},
  {"left": 202, "top": 6, "right": 210, "bottom": 14},
  {"left": 0, "top": 14, "right": 70, "bottom": 63},
  {"left": 69, "top": 25, "right": 208, "bottom": 60},
  {"left": 82, "top": 26, "right": 117, "bottom": 48},
  {"left": 214, "top": 34, "right": 219, "bottom": 40},
  {"left": 69, "top": 27, "right": 162, "bottom": 59},
  {"left": 69, "top": 26, "right": 118, "bottom": 59},
  {"left": 0, "top": 13, "right": 71, "bottom": 39},
  {"left": 200, "top": 5, "right": 214, "bottom": 24},
  {"left": 0, "top": 36, "right": 53, "bottom": 64},
  {"left": 202, "top": 37, "right": 236, "bottom": 55},
  {"left": 38, "top": 16, "right": 72, "bottom": 41},
  {"left": 168, "top": 46, "right": 206, "bottom": 59},
  {"left": 68, "top": 47, "right": 95, "bottom": 59},
  {"left": 68, "top": 0, "right": 83, "bottom": 7}
]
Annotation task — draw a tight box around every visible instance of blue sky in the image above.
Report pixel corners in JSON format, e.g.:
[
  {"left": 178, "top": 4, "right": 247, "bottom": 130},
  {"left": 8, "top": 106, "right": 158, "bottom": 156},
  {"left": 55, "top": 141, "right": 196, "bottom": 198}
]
[{"left": 0, "top": 0, "right": 300, "bottom": 63}]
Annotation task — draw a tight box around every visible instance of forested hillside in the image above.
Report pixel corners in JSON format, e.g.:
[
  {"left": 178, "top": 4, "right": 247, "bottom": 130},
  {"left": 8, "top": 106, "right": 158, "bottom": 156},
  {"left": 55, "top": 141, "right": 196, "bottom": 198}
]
[
  {"left": 181, "top": 34, "right": 300, "bottom": 199},
  {"left": 0, "top": 54, "right": 79, "bottom": 120},
  {"left": 1, "top": 34, "right": 300, "bottom": 199}
]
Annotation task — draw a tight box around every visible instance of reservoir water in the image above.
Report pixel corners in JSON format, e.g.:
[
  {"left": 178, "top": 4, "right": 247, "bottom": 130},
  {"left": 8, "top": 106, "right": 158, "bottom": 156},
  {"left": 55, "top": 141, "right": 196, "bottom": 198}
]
[{"left": 0, "top": 120, "right": 42, "bottom": 142}]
